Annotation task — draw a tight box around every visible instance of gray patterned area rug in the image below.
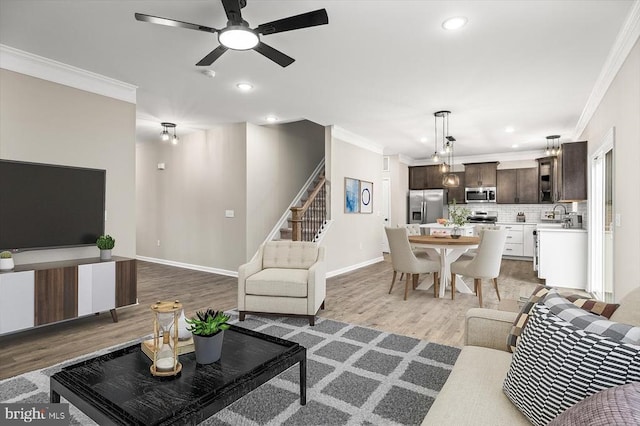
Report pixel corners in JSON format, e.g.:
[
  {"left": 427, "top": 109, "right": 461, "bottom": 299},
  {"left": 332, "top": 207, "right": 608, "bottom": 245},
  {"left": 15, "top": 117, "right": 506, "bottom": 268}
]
[{"left": 0, "top": 312, "right": 461, "bottom": 425}]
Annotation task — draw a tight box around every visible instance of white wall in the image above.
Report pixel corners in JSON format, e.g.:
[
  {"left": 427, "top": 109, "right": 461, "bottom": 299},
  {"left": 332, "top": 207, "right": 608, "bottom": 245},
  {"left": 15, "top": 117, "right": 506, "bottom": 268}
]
[
  {"left": 579, "top": 38, "right": 640, "bottom": 300},
  {"left": 322, "top": 128, "right": 384, "bottom": 274},
  {"left": 0, "top": 69, "right": 136, "bottom": 263}
]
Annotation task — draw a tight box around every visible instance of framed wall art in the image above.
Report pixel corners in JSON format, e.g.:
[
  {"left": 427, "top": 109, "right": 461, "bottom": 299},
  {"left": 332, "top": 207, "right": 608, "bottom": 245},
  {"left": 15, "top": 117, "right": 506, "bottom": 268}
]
[
  {"left": 344, "top": 177, "right": 360, "bottom": 213},
  {"left": 360, "top": 180, "right": 373, "bottom": 214}
]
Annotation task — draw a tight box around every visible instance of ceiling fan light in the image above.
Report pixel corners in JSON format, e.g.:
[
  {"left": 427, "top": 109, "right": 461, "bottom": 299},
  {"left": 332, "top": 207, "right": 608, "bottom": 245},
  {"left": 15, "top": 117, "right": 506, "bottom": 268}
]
[{"left": 218, "top": 27, "right": 259, "bottom": 50}]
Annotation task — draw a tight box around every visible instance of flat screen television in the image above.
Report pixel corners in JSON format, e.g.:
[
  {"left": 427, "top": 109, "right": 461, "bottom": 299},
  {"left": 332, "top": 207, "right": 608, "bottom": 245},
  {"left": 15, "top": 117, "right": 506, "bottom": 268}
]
[{"left": 0, "top": 160, "right": 106, "bottom": 252}]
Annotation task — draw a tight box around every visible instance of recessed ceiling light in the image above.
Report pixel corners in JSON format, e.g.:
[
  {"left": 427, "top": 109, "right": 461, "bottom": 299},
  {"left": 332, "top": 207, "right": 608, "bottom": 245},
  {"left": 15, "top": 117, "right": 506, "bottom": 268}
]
[
  {"left": 511, "top": 144, "right": 519, "bottom": 148},
  {"left": 505, "top": 126, "right": 515, "bottom": 133},
  {"left": 442, "top": 17, "right": 468, "bottom": 30},
  {"left": 265, "top": 116, "right": 278, "bottom": 123},
  {"left": 236, "top": 82, "right": 253, "bottom": 91},
  {"left": 420, "top": 137, "right": 428, "bottom": 143}
]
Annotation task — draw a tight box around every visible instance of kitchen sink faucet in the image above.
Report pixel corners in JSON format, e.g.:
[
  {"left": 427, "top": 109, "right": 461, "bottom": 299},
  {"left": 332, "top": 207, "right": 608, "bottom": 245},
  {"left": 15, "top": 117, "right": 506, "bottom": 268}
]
[{"left": 552, "top": 204, "right": 567, "bottom": 217}]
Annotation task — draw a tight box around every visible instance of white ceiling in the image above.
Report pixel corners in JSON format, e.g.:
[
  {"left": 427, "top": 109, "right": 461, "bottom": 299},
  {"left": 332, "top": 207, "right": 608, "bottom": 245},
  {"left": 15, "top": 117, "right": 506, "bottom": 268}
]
[{"left": 0, "top": 0, "right": 634, "bottom": 159}]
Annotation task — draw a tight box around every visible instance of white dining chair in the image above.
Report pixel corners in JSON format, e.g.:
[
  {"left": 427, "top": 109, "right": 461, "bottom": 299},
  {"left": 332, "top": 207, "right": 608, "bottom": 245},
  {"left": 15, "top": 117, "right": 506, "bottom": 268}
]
[
  {"left": 459, "top": 224, "right": 501, "bottom": 260},
  {"left": 385, "top": 227, "right": 441, "bottom": 300},
  {"left": 449, "top": 228, "right": 507, "bottom": 307}
]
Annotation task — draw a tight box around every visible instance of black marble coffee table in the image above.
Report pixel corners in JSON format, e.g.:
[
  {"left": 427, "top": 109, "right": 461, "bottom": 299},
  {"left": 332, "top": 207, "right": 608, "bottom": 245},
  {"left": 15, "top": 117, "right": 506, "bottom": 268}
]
[{"left": 50, "top": 325, "right": 306, "bottom": 425}]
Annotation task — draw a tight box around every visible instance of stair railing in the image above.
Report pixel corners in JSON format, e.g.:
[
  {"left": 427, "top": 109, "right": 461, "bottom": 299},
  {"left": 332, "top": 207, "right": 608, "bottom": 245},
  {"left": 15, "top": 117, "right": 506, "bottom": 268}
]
[{"left": 290, "top": 176, "right": 326, "bottom": 241}]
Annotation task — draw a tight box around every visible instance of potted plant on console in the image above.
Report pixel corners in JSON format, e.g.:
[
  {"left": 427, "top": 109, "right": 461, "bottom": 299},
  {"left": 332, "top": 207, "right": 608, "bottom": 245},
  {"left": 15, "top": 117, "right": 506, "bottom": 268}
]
[
  {"left": 0, "top": 251, "right": 14, "bottom": 271},
  {"left": 185, "top": 309, "right": 230, "bottom": 364},
  {"left": 96, "top": 235, "right": 115, "bottom": 260},
  {"left": 448, "top": 201, "right": 471, "bottom": 239}
]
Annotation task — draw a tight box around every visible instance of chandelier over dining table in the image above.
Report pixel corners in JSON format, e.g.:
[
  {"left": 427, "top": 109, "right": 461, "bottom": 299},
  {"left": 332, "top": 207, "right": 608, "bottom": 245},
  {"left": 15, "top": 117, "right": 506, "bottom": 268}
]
[{"left": 432, "top": 110, "right": 460, "bottom": 188}]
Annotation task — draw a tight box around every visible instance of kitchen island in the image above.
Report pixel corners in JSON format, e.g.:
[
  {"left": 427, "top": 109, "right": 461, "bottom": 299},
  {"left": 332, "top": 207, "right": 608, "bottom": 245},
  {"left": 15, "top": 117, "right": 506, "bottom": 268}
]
[
  {"left": 419, "top": 223, "right": 475, "bottom": 237},
  {"left": 537, "top": 227, "right": 587, "bottom": 289}
]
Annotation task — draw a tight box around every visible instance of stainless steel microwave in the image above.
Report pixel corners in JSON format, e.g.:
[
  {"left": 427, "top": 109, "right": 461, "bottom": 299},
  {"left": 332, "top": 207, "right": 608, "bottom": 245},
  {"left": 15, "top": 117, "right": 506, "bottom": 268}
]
[{"left": 465, "top": 187, "right": 496, "bottom": 203}]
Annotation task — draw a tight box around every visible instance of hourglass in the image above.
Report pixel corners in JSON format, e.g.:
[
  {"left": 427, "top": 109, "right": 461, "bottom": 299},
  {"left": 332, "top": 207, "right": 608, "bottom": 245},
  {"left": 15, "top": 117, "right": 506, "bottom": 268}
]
[{"left": 150, "top": 300, "right": 183, "bottom": 377}]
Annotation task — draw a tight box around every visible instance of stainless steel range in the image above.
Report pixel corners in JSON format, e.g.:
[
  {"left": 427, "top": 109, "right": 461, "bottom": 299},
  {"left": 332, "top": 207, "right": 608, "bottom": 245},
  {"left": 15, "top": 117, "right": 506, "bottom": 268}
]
[{"left": 467, "top": 211, "right": 498, "bottom": 224}]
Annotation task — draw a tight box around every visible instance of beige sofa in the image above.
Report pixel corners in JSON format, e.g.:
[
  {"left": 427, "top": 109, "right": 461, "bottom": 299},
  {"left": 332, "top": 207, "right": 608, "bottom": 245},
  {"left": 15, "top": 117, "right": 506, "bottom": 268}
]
[{"left": 422, "top": 287, "right": 640, "bottom": 425}]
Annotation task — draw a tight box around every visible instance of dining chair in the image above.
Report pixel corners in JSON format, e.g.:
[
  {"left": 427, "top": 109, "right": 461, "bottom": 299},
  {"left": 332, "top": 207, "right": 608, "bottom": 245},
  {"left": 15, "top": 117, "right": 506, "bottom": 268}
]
[
  {"left": 385, "top": 227, "right": 441, "bottom": 300},
  {"left": 459, "top": 224, "right": 501, "bottom": 260},
  {"left": 449, "top": 228, "right": 507, "bottom": 307}
]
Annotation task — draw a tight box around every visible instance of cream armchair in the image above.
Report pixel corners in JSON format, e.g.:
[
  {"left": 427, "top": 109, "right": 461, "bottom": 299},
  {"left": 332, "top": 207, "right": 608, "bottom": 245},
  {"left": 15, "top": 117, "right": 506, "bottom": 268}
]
[{"left": 238, "top": 241, "right": 326, "bottom": 326}]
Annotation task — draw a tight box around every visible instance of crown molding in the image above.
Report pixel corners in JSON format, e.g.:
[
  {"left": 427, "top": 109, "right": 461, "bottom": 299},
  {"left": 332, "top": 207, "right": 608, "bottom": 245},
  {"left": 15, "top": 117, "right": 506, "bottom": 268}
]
[
  {"left": 412, "top": 149, "right": 545, "bottom": 166},
  {"left": 573, "top": 0, "right": 640, "bottom": 139},
  {"left": 331, "top": 126, "right": 384, "bottom": 155},
  {"left": 0, "top": 44, "right": 137, "bottom": 104}
]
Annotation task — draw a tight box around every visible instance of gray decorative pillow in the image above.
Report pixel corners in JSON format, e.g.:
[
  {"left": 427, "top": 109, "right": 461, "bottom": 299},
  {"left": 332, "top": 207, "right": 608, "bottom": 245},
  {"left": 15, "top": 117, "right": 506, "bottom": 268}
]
[
  {"left": 548, "top": 382, "right": 640, "bottom": 425},
  {"left": 503, "top": 304, "right": 640, "bottom": 426},
  {"left": 542, "top": 290, "right": 640, "bottom": 344}
]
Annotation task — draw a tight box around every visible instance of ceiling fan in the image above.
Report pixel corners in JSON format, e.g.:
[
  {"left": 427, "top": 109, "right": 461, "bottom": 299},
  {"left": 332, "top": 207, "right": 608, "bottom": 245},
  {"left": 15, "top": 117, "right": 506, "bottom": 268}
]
[{"left": 135, "top": 0, "right": 328, "bottom": 67}]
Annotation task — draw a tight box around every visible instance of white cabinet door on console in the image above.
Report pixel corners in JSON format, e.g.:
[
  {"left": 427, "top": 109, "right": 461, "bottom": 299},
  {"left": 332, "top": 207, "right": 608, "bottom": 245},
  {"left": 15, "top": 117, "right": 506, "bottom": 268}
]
[
  {"left": 78, "top": 262, "right": 116, "bottom": 316},
  {"left": 0, "top": 271, "right": 35, "bottom": 334}
]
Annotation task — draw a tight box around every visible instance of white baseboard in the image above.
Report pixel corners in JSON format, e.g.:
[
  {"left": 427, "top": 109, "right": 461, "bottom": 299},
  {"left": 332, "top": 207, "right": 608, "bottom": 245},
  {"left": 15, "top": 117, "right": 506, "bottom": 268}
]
[
  {"left": 136, "top": 255, "right": 238, "bottom": 278},
  {"left": 327, "top": 256, "right": 385, "bottom": 278},
  {"left": 137, "top": 254, "right": 385, "bottom": 280}
]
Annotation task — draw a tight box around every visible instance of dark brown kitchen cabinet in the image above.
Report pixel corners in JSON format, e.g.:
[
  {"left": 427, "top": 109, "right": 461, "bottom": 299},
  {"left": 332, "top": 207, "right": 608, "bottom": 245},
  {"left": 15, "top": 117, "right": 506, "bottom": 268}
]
[
  {"left": 537, "top": 156, "right": 556, "bottom": 203},
  {"left": 463, "top": 162, "right": 498, "bottom": 187},
  {"left": 497, "top": 168, "right": 538, "bottom": 203},
  {"left": 556, "top": 141, "right": 587, "bottom": 201},
  {"left": 409, "top": 165, "right": 443, "bottom": 189},
  {"left": 409, "top": 166, "right": 427, "bottom": 190},
  {"left": 447, "top": 172, "right": 466, "bottom": 204}
]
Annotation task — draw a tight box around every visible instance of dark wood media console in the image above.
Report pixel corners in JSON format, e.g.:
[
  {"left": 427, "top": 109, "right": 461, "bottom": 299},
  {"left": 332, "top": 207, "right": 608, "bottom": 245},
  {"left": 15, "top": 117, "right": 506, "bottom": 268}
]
[{"left": 0, "top": 256, "right": 137, "bottom": 335}]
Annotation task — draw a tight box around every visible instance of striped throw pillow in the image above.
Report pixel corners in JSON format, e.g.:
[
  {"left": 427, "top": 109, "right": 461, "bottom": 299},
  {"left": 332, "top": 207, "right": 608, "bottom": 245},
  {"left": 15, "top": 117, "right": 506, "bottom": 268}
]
[
  {"left": 503, "top": 304, "right": 640, "bottom": 426},
  {"left": 506, "top": 285, "right": 620, "bottom": 353}
]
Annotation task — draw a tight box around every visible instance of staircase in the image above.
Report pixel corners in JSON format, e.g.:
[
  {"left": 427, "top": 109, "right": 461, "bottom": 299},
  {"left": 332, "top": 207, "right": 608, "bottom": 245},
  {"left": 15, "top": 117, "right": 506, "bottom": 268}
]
[{"left": 278, "top": 169, "right": 327, "bottom": 242}]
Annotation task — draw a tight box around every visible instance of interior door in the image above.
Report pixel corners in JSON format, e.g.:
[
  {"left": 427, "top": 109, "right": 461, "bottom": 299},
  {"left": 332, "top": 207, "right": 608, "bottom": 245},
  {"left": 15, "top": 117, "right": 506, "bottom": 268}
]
[{"left": 381, "top": 178, "right": 391, "bottom": 252}]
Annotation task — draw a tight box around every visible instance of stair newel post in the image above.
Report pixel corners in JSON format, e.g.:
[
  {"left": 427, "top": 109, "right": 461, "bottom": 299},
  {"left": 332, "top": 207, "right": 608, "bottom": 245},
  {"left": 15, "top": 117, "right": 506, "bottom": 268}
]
[{"left": 291, "top": 207, "right": 304, "bottom": 241}]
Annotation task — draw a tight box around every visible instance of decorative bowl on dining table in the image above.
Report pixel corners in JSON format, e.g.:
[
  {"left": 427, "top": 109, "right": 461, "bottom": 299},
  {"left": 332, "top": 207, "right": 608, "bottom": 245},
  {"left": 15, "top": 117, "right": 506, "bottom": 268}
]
[{"left": 431, "top": 230, "right": 450, "bottom": 238}]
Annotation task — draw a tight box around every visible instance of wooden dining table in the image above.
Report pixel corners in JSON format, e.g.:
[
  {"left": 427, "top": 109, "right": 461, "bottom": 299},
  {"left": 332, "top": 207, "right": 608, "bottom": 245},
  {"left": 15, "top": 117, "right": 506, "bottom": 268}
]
[{"left": 408, "top": 235, "right": 480, "bottom": 298}]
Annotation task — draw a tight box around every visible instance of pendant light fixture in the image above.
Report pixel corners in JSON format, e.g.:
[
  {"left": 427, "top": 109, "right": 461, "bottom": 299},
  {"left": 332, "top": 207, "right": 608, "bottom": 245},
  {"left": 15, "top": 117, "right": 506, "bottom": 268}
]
[
  {"left": 545, "top": 135, "right": 560, "bottom": 156},
  {"left": 434, "top": 110, "right": 459, "bottom": 188},
  {"left": 161, "top": 122, "right": 178, "bottom": 144}
]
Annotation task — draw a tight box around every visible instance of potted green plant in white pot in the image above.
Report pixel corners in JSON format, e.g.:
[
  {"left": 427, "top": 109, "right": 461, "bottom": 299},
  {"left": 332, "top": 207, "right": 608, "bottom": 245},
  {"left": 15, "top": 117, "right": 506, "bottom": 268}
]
[
  {"left": 0, "top": 251, "right": 14, "bottom": 271},
  {"left": 447, "top": 201, "right": 471, "bottom": 239},
  {"left": 96, "top": 235, "right": 115, "bottom": 260},
  {"left": 185, "top": 309, "right": 230, "bottom": 364}
]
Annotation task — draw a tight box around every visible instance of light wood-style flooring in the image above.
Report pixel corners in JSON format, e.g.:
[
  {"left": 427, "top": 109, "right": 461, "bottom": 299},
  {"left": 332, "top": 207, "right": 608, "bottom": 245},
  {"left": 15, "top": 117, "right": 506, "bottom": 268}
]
[{"left": 0, "top": 256, "right": 540, "bottom": 380}]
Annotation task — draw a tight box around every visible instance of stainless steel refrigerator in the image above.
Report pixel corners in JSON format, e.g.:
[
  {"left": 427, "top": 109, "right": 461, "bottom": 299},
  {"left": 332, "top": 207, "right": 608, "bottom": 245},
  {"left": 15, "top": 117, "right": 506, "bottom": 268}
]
[{"left": 408, "top": 189, "right": 448, "bottom": 224}]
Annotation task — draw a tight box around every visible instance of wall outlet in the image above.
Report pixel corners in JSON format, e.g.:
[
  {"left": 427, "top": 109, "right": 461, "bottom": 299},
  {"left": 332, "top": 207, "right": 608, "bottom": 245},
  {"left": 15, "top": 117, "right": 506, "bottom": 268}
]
[
  {"left": 225, "top": 210, "right": 235, "bottom": 218},
  {"left": 157, "top": 240, "right": 161, "bottom": 247},
  {"left": 157, "top": 163, "right": 166, "bottom": 170}
]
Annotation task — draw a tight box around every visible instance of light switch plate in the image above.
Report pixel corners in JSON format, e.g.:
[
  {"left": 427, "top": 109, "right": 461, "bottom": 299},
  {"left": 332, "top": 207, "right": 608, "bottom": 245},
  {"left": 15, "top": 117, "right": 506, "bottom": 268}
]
[{"left": 225, "top": 210, "right": 234, "bottom": 218}]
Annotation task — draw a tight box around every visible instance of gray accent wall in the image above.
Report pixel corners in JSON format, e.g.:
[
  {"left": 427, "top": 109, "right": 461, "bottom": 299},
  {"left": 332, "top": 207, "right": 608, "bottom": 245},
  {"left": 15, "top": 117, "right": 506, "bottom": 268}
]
[
  {"left": 136, "top": 120, "right": 324, "bottom": 272},
  {"left": 0, "top": 69, "right": 136, "bottom": 263}
]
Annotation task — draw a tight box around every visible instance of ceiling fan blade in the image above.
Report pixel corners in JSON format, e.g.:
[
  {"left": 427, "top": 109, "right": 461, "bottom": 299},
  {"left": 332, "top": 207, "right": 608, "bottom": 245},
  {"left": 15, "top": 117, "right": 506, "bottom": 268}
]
[
  {"left": 221, "top": 0, "right": 244, "bottom": 25},
  {"left": 134, "top": 13, "right": 218, "bottom": 34},
  {"left": 253, "top": 42, "right": 295, "bottom": 67},
  {"left": 196, "top": 46, "right": 229, "bottom": 66},
  {"left": 257, "top": 9, "right": 328, "bottom": 35}
]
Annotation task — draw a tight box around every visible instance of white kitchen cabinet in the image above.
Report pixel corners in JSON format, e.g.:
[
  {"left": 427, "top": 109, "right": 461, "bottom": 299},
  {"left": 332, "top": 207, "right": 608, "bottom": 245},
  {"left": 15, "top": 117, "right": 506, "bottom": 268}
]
[
  {"left": 0, "top": 271, "right": 35, "bottom": 334},
  {"left": 537, "top": 228, "right": 587, "bottom": 289},
  {"left": 497, "top": 223, "right": 533, "bottom": 259},
  {"left": 523, "top": 225, "right": 536, "bottom": 257},
  {"left": 78, "top": 262, "right": 116, "bottom": 316}
]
